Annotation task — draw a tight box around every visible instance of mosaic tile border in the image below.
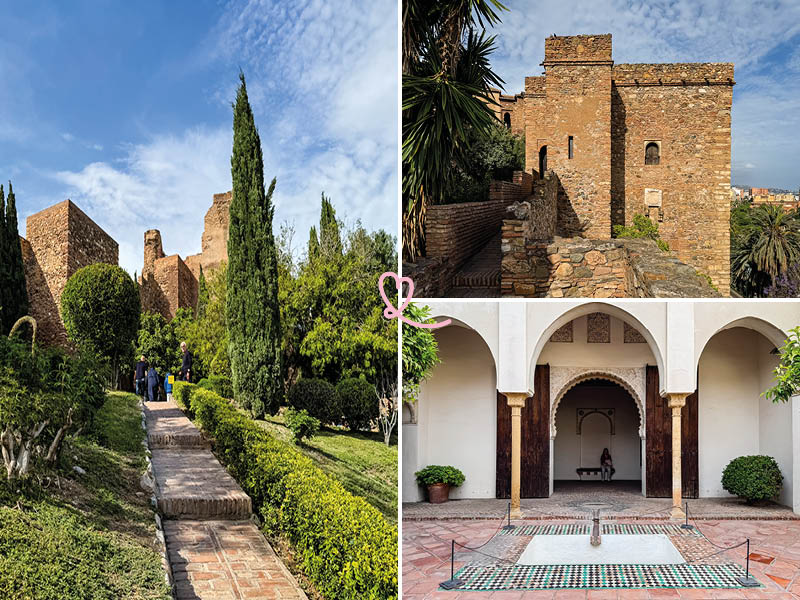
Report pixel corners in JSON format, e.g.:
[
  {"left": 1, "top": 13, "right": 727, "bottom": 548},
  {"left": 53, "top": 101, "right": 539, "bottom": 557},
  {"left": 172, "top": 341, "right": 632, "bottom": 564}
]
[
  {"left": 499, "top": 523, "right": 701, "bottom": 537},
  {"left": 446, "top": 563, "right": 758, "bottom": 590}
]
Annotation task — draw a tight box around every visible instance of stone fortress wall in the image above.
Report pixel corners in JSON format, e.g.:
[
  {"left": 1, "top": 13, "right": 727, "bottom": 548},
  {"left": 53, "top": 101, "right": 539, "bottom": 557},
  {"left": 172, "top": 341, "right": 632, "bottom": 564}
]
[
  {"left": 20, "top": 200, "right": 118, "bottom": 346},
  {"left": 498, "top": 34, "right": 734, "bottom": 293},
  {"left": 139, "top": 191, "right": 231, "bottom": 319}
]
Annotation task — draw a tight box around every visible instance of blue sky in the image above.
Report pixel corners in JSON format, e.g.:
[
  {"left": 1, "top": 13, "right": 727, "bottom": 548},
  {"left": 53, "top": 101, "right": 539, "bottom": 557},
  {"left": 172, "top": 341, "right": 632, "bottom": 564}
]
[
  {"left": 489, "top": 0, "right": 800, "bottom": 193},
  {"left": 0, "top": 0, "right": 398, "bottom": 274}
]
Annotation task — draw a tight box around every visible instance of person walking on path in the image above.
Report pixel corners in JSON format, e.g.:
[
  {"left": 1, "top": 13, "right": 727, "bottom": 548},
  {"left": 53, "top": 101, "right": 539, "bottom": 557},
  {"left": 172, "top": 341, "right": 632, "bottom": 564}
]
[
  {"left": 179, "top": 341, "right": 193, "bottom": 383},
  {"left": 134, "top": 355, "right": 148, "bottom": 399},
  {"left": 147, "top": 364, "right": 160, "bottom": 402},
  {"left": 600, "top": 448, "right": 613, "bottom": 482}
]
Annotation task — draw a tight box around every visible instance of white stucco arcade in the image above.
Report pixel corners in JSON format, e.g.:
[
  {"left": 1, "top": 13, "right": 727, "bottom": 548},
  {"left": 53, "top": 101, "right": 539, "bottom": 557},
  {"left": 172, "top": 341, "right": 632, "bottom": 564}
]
[{"left": 402, "top": 301, "right": 800, "bottom": 516}]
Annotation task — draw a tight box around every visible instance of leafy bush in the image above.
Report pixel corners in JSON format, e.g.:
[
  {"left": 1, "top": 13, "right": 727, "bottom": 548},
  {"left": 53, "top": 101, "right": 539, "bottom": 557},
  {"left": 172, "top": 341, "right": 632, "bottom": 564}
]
[
  {"left": 171, "top": 381, "right": 397, "bottom": 599},
  {"left": 336, "top": 377, "right": 378, "bottom": 431},
  {"left": 287, "top": 378, "right": 339, "bottom": 424},
  {"left": 60, "top": 263, "right": 140, "bottom": 387},
  {"left": 285, "top": 408, "right": 320, "bottom": 444},
  {"left": 721, "top": 455, "right": 783, "bottom": 504},
  {"left": 613, "top": 213, "right": 669, "bottom": 251},
  {"left": 207, "top": 374, "right": 233, "bottom": 399},
  {"left": 415, "top": 465, "right": 465, "bottom": 487}
]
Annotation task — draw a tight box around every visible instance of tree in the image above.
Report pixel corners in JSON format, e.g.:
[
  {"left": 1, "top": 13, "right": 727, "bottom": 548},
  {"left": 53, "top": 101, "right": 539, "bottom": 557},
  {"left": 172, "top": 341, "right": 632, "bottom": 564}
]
[
  {"left": 319, "top": 193, "right": 342, "bottom": 256},
  {"left": 402, "top": 304, "right": 441, "bottom": 423},
  {"left": 196, "top": 266, "right": 209, "bottom": 318},
  {"left": 60, "top": 263, "right": 140, "bottom": 389},
  {"left": 185, "top": 264, "right": 229, "bottom": 378},
  {"left": 136, "top": 311, "right": 184, "bottom": 375},
  {"left": 732, "top": 204, "right": 800, "bottom": 297},
  {"left": 0, "top": 182, "right": 29, "bottom": 334},
  {"left": 764, "top": 326, "right": 800, "bottom": 404},
  {"left": 402, "top": 0, "right": 507, "bottom": 259},
  {"left": 227, "top": 72, "right": 283, "bottom": 419}
]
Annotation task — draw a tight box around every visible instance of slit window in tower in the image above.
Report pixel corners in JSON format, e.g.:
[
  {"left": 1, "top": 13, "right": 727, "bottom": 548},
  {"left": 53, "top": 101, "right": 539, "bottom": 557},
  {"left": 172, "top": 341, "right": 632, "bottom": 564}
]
[{"left": 568, "top": 136, "right": 574, "bottom": 159}]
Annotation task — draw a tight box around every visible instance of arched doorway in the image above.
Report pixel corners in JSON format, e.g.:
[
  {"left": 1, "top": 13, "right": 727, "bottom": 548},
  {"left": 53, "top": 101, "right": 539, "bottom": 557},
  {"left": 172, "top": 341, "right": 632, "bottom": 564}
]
[
  {"left": 539, "top": 145, "right": 547, "bottom": 177},
  {"left": 503, "top": 112, "right": 511, "bottom": 128},
  {"left": 553, "top": 378, "right": 643, "bottom": 495}
]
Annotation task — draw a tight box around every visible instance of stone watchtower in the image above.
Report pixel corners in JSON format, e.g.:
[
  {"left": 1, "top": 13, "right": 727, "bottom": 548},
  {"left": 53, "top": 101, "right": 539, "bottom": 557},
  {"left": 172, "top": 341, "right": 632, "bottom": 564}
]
[{"left": 501, "top": 34, "right": 734, "bottom": 292}]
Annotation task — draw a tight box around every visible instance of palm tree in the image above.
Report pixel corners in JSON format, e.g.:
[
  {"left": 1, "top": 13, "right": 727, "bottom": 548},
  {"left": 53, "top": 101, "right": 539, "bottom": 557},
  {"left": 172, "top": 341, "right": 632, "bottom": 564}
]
[
  {"left": 402, "top": 0, "right": 507, "bottom": 261},
  {"left": 732, "top": 204, "right": 800, "bottom": 297}
]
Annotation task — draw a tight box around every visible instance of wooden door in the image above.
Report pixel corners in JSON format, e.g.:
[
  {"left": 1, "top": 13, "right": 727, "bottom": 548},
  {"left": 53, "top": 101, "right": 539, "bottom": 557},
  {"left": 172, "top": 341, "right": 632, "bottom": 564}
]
[
  {"left": 496, "top": 364, "right": 550, "bottom": 498},
  {"left": 645, "top": 365, "right": 699, "bottom": 498}
]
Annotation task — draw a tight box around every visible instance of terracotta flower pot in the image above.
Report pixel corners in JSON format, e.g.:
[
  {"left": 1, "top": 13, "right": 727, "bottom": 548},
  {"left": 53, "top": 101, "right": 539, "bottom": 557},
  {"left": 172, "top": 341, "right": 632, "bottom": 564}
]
[{"left": 428, "top": 483, "right": 451, "bottom": 504}]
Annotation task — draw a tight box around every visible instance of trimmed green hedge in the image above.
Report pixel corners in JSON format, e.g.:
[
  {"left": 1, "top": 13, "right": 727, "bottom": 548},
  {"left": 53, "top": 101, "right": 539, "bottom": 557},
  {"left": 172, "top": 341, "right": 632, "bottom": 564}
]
[
  {"left": 722, "top": 455, "right": 783, "bottom": 504},
  {"left": 172, "top": 381, "right": 397, "bottom": 599}
]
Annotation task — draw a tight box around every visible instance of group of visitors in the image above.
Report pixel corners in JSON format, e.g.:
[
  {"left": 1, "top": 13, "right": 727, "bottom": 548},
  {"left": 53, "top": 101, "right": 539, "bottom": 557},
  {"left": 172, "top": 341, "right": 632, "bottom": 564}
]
[{"left": 134, "top": 342, "right": 194, "bottom": 402}]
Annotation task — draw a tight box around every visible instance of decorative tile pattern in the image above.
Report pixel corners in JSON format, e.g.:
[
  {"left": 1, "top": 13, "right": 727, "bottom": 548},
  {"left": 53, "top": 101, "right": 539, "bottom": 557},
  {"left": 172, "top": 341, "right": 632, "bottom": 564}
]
[
  {"left": 447, "top": 563, "right": 756, "bottom": 591},
  {"left": 624, "top": 322, "right": 647, "bottom": 343},
  {"left": 587, "top": 313, "right": 610, "bottom": 343},
  {"left": 550, "top": 321, "right": 574, "bottom": 342},
  {"left": 499, "top": 523, "right": 701, "bottom": 537}
]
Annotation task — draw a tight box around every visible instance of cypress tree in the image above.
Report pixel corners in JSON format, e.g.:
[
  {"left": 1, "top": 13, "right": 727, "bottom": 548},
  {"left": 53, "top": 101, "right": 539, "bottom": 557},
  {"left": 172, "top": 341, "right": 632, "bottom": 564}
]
[
  {"left": 0, "top": 182, "right": 28, "bottom": 334},
  {"left": 226, "top": 73, "right": 282, "bottom": 418},
  {"left": 319, "top": 192, "right": 342, "bottom": 255},
  {"left": 0, "top": 184, "right": 7, "bottom": 331},
  {"left": 308, "top": 225, "right": 320, "bottom": 260},
  {"left": 196, "top": 266, "right": 209, "bottom": 318}
]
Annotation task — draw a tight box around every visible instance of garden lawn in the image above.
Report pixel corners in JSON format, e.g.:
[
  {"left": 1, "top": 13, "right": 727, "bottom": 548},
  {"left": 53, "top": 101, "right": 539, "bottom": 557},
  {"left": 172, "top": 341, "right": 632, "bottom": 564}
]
[
  {"left": 0, "top": 392, "right": 171, "bottom": 600},
  {"left": 257, "top": 410, "right": 398, "bottom": 523}
]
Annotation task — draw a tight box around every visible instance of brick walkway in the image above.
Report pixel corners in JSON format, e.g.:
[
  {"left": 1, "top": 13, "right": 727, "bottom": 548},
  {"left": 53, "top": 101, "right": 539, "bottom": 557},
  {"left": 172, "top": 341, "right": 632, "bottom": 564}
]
[
  {"left": 449, "top": 232, "right": 502, "bottom": 297},
  {"left": 403, "top": 519, "right": 800, "bottom": 599},
  {"left": 144, "top": 401, "right": 306, "bottom": 600}
]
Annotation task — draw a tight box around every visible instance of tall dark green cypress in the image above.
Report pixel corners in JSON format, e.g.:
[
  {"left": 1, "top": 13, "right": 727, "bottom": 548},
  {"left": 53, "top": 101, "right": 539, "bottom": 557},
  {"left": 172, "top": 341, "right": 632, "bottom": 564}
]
[
  {"left": 319, "top": 192, "right": 342, "bottom": 255},
  {"left": 226, "top": 73, "right": 282, "bottom": 418},
  {"left": 0, "top": 182, "right": 28, "bottom": 334},
  {"left": 0, "top": 184, "right": 7, "bottom": 331},
  {"left": 196, "top": 266, "right": 209, "bottom": 318}
]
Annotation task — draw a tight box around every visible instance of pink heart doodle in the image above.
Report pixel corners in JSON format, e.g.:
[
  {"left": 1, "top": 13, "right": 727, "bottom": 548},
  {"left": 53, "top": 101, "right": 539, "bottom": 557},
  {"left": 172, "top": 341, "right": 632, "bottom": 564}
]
[{"left": 378, "top": 272, "right": 451, "bottom": 329}]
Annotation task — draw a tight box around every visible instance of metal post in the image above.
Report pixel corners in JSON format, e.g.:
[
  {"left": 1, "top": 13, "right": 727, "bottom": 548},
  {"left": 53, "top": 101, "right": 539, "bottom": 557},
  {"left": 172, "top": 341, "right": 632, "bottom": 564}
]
[
  {"left": 680, "top": 500, "right": 693, "bottom": 530},
  {"left": 735, "top": 538, "right": 759, "bottom": 587},
  {"left": 439, "top": 539, "right": 463, "bottom": 590},
  {"left": 503, "top": 501, "right": 515, "bottom": 531}
]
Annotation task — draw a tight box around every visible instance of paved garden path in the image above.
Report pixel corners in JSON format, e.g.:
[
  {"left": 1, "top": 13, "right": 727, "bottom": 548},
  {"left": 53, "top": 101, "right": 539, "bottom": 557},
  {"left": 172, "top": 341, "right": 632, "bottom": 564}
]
[{"left": 144, "top": 400, "right": 307, "bottom": 600}]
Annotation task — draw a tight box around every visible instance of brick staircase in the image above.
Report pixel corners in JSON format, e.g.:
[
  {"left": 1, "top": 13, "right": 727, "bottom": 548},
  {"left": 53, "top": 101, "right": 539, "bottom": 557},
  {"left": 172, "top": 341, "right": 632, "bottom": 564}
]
[
  {"left": 143, "top": 400, "right": 306, "bottom": 599},
  {"left": 449, "top": 231, "right": 503, "bottom": 297}
]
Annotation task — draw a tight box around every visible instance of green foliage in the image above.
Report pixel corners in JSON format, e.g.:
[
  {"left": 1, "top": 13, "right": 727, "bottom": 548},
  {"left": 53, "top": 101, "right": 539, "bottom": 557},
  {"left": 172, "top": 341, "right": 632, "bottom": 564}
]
[
  {"left": 287, "top": 378, "right": 339, "bottom": 424},
  {"left": 280, "top": 196, "right": 397, "bottom": 390},
  {"left": 228, "top": 73, "right": 283, "bottom": 419},
  {"left": 183, "top": 263, "right": 229, "bottom": 379},
  {"left": 415, "top": 465, "right": 465, "bottom": 487},
  {"left": 284, "top": 407, "right": 320, "bottom": 444},
  {"left": 135, "top": 311, "right": 184, "bottom": 375},
  {"left": 731, "top": 203, "right": 800, "bottom": 297},
  {"left": 61, "top": 263, "right": 140, "bottom": 387},
  {"left": 196, "top": 266, "right": 209, "bottom": 318},
  {"left": 402, "top": 1, "right": 508, "bottom": 259},
  {"left": 336, "top": 377, "right": 378, "bottom": 432},
  {"left": 0, "top": 391, "right": 171, "bottom": 599},
  {"left": 173, "top": 382, "right": 397, "bottom": 599},
  {"left": 0, "top": 182, "right": 30, "bottom": 334},
  {"left": 197, "top": 374, "right": 233, "bottom": 399},
  {"left": 613, "top": 214, "right": 669, "bottom": 251},
  {"left": 764, "top": 326, "right": 800, "bottom": 404},
  {"left": 721, "top": 455, "right": 783, "bottom": 504},
  {"left": 402, "top": 304, "right": 441, "bottom": 405}
]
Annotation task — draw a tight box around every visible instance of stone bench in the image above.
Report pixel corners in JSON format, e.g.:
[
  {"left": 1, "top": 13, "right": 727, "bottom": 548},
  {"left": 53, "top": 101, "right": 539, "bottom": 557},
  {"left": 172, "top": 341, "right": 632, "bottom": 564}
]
[{"left": 576, "top": 467, "right": 615, "bottom": 480}]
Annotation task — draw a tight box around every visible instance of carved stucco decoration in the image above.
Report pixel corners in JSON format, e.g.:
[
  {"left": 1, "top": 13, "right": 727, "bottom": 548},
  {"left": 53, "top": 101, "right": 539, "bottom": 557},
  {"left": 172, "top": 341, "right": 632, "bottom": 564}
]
[
  {"left": 624, "top": 322, "right": 647, "bottom": 343},
  {"left": 587, "top": 313, "right": 610, "bottom": 343},
  {"left": 550, "top": 321, "right": 573, "bottom": 343},
  {"left": 549, "top": 366, "right": 646, "bottom": 439}
]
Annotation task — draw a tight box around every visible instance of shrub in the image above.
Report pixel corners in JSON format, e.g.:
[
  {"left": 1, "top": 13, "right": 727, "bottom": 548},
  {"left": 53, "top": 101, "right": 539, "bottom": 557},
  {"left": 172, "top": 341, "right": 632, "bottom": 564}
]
[
  {"left": 207, "top": 374, "right": 233, "bottom": 399},
  {"left": 287, "top": 378, "right": 339, "bottom": 424},
  {"left": 721, "top": 455, "right": 783, "bottom": 504},
  {"left": 174, "top": 383, "right": 397, "bottom": 599},
  {"left": 613, "top": 213, "right": 670, "bottom": 251},
  {"left": 415, "top": 465, "right": 465, "bottom": 487},
  {"left": 284, "top": 408, "right": 320, "bottom": 444},
  {"left": 336, "top": 377, "right": 378, "bottom": 431},
  {"left": 60, "top": 263, "right": 140, "bottom": 388}
]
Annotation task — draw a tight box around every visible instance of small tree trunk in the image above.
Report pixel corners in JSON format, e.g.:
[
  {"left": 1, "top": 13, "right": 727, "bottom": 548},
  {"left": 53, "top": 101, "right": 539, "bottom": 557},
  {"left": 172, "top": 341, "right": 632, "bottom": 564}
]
[
  {"left": 46, "top": 408, "right": 73, "bottom": 463},
  {"left": 1, "top": 426, "right": 17, "bottom": 480}
]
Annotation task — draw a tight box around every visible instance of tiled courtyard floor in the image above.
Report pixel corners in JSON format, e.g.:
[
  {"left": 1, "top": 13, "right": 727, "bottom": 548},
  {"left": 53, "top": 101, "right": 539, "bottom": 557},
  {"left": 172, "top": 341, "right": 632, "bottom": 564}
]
[{"left": 402, "top": 519, "right": 800, "bottom": 599}]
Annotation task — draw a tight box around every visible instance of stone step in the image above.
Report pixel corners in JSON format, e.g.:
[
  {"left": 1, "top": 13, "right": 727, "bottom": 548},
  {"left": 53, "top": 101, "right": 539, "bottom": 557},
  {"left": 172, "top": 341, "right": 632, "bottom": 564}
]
[
  {"left": 143, "top": 401, "right": 209, "bottom": 449},
  {"left": 150, "top": 448, "right": 252, "bottom": 520}
]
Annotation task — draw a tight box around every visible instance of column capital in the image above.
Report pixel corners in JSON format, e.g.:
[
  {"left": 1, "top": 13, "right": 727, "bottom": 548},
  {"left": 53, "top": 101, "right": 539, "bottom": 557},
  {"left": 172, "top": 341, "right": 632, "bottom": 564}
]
[
  {"left": 504, "top": 392, "right": 528, "bottom": 408},
  {"left": 666, "top": 392, "right": 688, "bottom": 409}
]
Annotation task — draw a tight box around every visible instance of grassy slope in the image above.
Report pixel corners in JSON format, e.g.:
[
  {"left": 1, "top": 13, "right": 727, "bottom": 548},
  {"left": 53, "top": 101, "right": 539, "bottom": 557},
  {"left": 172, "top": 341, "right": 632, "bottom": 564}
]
[
  {"left": 0, "top": 392, "right": 171, "bottom": 600},
  {"left": 257, "top": 410, "right": 398, "bottom": 523}
]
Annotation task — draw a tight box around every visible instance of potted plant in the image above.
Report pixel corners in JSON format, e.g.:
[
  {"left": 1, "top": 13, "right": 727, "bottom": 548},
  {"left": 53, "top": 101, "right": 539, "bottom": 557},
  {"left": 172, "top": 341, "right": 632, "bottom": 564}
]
[{"left": 415, "top": 465, "right": 465, "bottom": 503}]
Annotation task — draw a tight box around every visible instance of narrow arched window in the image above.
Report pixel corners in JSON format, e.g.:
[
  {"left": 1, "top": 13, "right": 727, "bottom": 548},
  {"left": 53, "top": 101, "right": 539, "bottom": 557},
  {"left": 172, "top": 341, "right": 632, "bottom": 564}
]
[
  {"left": 503, "top": 112, "right": 511, "bottom": 128},
  {"left": 645, "top": 142, "right": 660, "bottom": 165}
]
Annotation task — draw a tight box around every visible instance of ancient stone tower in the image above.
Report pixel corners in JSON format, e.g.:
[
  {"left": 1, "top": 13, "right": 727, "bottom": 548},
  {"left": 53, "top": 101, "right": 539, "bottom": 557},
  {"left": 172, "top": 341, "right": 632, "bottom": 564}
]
[
  {"left": 139, "top": 191, "right": 231, "bottom": 319},
  {"left": 20, "top": 200, "right": 119, "bottom": 345},
  {"left": 495, "top": 34, "right": 734, "bottom": 292}
]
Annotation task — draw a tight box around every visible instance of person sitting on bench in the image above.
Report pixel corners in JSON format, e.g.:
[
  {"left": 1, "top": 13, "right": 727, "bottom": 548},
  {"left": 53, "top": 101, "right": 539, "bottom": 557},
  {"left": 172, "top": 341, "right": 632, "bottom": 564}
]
[{"left": 600, "top": 448, "right": 613, "bottom": 482}]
